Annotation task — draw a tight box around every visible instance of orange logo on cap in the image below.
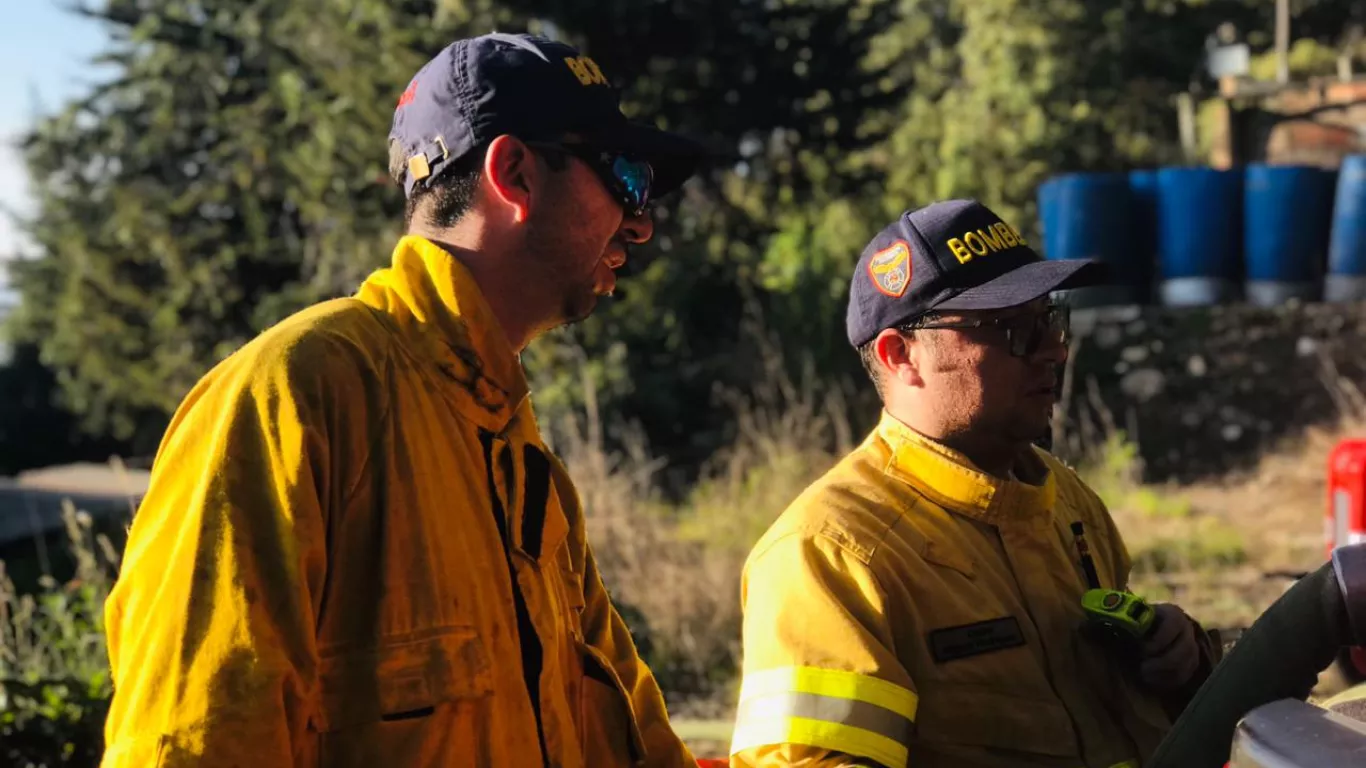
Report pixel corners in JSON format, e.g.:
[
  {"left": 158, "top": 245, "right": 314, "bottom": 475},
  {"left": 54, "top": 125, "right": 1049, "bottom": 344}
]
[{"left": 868, "top": 240, "right": 912, "bottom": 298}]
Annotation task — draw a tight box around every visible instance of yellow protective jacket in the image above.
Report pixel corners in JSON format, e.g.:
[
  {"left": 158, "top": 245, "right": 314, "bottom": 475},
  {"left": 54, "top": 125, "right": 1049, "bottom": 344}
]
[
  {"left": 729, "top": 413, "right": 1218, "bottom": 768},
  {"left": 1322, "top": 680, "right": 1366, "bottom": 720},
  {"left": 101, "top": 235, "right": 695, "bottom": 768}
]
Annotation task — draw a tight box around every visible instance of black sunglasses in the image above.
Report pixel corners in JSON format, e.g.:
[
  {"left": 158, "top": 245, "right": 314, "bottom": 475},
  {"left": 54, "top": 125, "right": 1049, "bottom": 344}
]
[
  {"left": 526, "top": 141, "right": 654, "bottom": 218},
  {"left": 901, "top": 302, "right": 1071, "bottom": 358}
]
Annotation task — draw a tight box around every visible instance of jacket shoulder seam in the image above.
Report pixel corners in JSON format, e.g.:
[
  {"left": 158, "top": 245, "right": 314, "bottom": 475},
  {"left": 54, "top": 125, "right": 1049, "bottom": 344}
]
[{"left": 326, "top": 303, "right": 396, "bottom": 509}]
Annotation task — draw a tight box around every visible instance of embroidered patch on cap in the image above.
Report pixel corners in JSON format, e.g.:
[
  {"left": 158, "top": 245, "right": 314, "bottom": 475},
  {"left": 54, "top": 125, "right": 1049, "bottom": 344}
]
[{"left": 867, "top": 240, "right": 912, "bottom": 298}]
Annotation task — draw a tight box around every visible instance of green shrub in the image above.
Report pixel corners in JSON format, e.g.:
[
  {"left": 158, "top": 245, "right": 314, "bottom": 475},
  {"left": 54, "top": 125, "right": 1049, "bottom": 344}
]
[
  {"left": 1129, "top": 516, "right": 1249, "bottom": 574},
  {"left": 0, "top": 503, "right": 119, "bottom": 768},
  {"left": 0, "top": 679, "right": 110, "bottom": 767}
]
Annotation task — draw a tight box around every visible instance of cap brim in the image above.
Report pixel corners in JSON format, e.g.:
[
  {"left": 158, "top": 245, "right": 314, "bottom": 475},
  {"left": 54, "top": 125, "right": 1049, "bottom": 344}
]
[
  {"left": 588, "top": 121, "right": 722, "bottom": 197},
  {"left": 933, "top": 259, "right": 1108, "bottom": 312}
]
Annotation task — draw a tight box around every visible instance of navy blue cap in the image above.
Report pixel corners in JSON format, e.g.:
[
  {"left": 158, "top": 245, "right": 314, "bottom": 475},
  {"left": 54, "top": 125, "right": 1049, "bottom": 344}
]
[
  {"left": 845, "top": 199, "right": 1106, "bottom": 347},
  {"left": 388, "top": 32, "right": 711, "bottom": 199}
]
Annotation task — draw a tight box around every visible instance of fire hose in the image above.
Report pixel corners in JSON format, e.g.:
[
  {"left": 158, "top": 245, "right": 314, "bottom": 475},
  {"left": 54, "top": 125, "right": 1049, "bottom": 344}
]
[{"left": 1146, "top": 542, "right": 1366, "bottom": 767}]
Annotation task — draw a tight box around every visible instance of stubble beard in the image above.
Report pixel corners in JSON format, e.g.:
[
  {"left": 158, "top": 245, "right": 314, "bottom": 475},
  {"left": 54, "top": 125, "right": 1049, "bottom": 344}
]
[
  {"left": 525, "top": 220, "right": 603, "bottom": 330},
  {"left": 560, "top": 286, "right": 599, "bottom": 326}
]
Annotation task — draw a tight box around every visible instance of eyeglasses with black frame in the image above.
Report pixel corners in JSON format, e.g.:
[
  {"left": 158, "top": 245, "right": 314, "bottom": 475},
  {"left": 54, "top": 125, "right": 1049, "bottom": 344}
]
[
  {"left": 525, "top": 141, "right": 654, "bottom": 218},
  {"left": 899, "top": 301, "right": 1071, "bottom": 358}
]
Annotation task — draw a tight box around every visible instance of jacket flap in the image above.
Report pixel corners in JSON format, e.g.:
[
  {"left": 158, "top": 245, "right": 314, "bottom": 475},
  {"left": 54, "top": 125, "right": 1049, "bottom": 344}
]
[
  {"left": 560, "top": 565, "right": 586, "bottom": 613},
  {"left": 577, "top": 639, "right": 647, "bottom": 764},
  {"left": 515, "top": 443, "right": 569, "bottom": 566},
  {"left": 311, "top": 627, "right": 493, "bottom": 732},
  {"left": 922, "top": 538, "right": 975, "bottom": 579}
]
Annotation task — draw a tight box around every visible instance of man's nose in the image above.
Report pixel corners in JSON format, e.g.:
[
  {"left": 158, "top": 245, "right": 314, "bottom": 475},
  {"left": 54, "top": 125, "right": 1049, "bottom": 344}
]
[{"left": 620, "top": 209, "right": 654, "bottom": 244}]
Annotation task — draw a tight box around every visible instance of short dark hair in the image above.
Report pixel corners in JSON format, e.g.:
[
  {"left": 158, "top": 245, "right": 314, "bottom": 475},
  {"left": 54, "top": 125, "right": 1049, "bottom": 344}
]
[
  {"left": 857, "top": 340, "right": 887, "bottom": 400},
  {"left": 858, "top": 313, "right": 942, "bottom": 400},
  {"left": 394, "top": 145, "right": 485, "bottom": 231}
]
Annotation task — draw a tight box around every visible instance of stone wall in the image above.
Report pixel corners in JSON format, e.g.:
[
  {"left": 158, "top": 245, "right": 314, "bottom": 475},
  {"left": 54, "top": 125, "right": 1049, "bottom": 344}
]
[{"left": 1056, "top": 301, "right": 1366, "bottom": 484}]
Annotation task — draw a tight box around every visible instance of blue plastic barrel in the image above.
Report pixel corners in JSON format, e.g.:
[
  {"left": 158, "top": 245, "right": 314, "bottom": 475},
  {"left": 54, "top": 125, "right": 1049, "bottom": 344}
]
[
  {"left": 1155, "top": 167, "right": 1243, "bottom": 306},
  {"left": 1327, "top": 155, "right": 1366, "bottom": 302},
  {"left": 1037, "top": 172, "right": 1140, "bottom": 306},
  {"left": 1244, "top": 163, "right": 1336, "bottom": 305},
  {"left": 1129, "top": 169, "right": 1159, "bottom": 299}
]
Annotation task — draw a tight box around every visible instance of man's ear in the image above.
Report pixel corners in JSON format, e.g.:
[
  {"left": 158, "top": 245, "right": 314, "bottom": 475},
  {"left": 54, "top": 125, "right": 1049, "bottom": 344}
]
[
  {"left": 874, "top": 327, "right": 926, "bottom": 388},
  {"left": 483, "top": 135, "right": 536, "bottom": 224}
]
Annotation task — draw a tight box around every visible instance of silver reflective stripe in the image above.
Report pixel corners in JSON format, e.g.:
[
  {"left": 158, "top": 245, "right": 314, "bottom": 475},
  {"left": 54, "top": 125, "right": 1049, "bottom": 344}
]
[{"left": 734, "top": 690, "right": 913, "bottom": 746}]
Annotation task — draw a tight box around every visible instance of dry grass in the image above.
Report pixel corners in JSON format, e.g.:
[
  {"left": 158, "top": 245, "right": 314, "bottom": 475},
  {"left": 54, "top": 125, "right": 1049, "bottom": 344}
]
[
  {"left": 547, "top": 323, "right": 852, "bottom": 717},
  {"left": 1067, "top": 350, "right": 1366, "bottom": 632}
]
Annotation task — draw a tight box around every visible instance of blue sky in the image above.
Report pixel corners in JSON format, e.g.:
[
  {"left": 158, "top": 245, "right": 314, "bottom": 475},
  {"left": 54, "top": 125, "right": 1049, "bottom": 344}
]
[{"left": 0, "top": 1, "right": 112, "bottom": 293}]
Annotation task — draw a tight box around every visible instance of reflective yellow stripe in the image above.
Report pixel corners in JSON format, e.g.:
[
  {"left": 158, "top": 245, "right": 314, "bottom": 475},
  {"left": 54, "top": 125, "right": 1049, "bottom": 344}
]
[
  {"left": 730, "top": 715, "right": 909, "bottom": 768},
  {"left": 736, "top": 666, "right": 919, "bottom": 721},
  {"left": 729, "top": 666, "right": 918, "bottom": 766},
  {"left": 1109, "top": 762, "right": 1138, "bottom": 768}
]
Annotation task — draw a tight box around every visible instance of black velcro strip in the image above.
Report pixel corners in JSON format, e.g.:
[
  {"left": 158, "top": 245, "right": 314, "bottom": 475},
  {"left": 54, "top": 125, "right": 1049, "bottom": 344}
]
[
  {"left": 521, "top": 445, "right": 551, "bottom": 561},
  {"left": 479, "top": 429, "right": 548, "bottom": 764}
]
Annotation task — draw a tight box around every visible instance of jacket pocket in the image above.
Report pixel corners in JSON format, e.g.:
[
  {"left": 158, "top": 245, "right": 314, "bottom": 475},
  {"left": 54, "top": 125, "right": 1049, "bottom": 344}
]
[
  {"left": 915, "top": 685, "right": 1079, "bottom": 759},
  {"left": 577, "top": 639, "right": 646, "bottom": 767},
  {"left": 310, "top": 626, "right": 494, "bottom": 732}
]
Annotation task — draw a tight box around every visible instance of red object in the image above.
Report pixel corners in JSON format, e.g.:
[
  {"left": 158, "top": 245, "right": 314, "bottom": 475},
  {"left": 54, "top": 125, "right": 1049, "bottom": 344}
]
[
  {"left": 1352, "top": 647, "right": 1366, "bottom": 677},
  {"left": 696, "top": 760, "right": 729, "bottom": 768},
  {"left": 1328, "top": 441, "right": 1366, "bottom": 679},
  {"left": 1326, "top": 440, "right": 1366, "bottom": 557}
]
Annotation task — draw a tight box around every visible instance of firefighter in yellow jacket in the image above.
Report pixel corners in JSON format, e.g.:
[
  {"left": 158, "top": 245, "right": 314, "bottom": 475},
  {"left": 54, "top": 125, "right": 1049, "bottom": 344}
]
[
  {"left": 100, "top": 33, "right": 712, "bottom": 768},
  {"left": 728, "top": 199, "right": 1221, "bottom": 768}
]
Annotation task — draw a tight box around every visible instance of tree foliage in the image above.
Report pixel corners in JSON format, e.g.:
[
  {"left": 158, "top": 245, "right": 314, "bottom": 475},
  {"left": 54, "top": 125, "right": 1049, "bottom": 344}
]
[
  {"left": 3, "top": 0, "right": 1361, "bottom": 470},
  {"left": 6, "top": 0, "right": 502, "bottom": 449}
]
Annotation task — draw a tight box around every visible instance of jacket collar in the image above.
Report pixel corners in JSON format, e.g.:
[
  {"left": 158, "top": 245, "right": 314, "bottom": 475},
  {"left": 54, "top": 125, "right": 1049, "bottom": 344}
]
[
  {"left": 356, "top": 235, "right": 529, "bottom": 433},
  {"left": 876, "top": 411, "right": 1057, "bottom": 528}
]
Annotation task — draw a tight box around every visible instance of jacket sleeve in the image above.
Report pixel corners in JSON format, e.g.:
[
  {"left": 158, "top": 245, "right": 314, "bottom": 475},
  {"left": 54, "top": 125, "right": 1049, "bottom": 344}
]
[
  {"left": 101, "top": 334, "right": 364, "bottom": 767},
  {"left": 578, "top": 542, "right": 698, "bottom": 768},
  {"left": 729, "top": 532, "right": 916, "bottom": 768}
]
